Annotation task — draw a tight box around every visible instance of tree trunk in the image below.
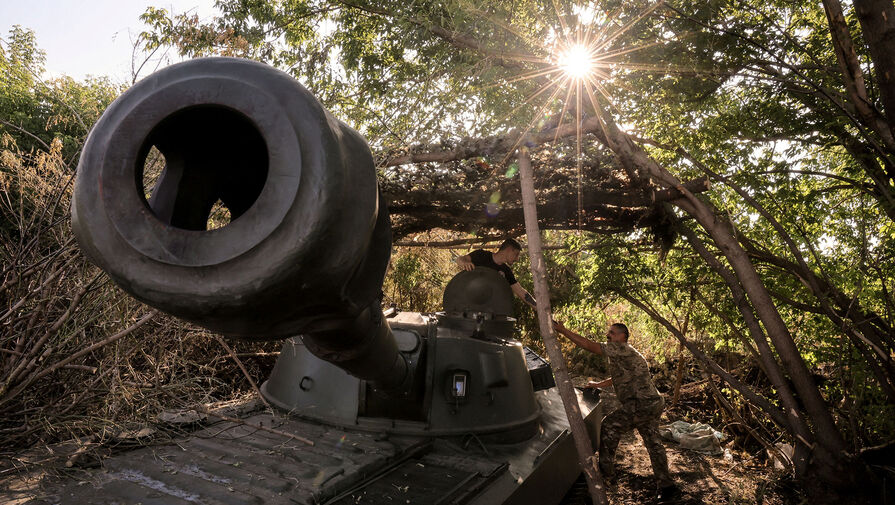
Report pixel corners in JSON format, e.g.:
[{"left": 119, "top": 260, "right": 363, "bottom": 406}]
[
  {"left": 676, "top": 224, "right": 812, "bottom": 441},
  {"left": 823, "top": 0, "right": 895, "bottom": 150},
  {"left": 688, "top": 157, "right": 895, "bottom": 391},
  {"left": 852, "top": 0, "right": 895, "bottom": 136},
  {"left": 672, "top": 197, "right": 851, "bottom": 472},
  {"left": 517, "top": 147, "right": 609, "bottom": 505}
]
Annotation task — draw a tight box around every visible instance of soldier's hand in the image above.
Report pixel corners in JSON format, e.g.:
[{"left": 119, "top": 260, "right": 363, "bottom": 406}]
[{"left": 456, "top": 256, "right": 475, "bottom": 271}]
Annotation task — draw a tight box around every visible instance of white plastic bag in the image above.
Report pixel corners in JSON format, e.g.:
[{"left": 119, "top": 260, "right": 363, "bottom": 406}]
[{"left": 659, "top": 420, "right": 726, "bottom": 455}]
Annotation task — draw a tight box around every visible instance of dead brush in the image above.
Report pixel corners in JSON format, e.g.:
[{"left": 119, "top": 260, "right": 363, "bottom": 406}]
[{"left": 0, "top": 135, "right": 278, "bottom": 472}]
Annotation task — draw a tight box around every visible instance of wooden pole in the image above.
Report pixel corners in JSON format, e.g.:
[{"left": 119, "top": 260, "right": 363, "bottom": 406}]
[{"left": 516, "top": 147, "right": 609, "bottom": 505}]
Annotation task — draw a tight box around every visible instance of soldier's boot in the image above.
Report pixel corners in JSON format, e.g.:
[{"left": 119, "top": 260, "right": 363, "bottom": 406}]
[{"left": 656, "top": 483, "right": 680, "bottom": 503}]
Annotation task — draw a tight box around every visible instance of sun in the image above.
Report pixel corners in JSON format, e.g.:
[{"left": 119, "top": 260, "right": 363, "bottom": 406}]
[{"left": 557, "top": 43, "right": 596, "bottom": 79}]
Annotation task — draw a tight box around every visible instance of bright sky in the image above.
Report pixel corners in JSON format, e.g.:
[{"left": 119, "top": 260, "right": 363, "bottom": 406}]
[{"left": 0, "top": 0, "right": 218, "bottom": 83}]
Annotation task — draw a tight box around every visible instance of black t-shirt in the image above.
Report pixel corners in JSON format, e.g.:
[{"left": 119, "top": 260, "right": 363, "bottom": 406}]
[{"left": 468, "top": 249, "right": 517, "bottom": 285}]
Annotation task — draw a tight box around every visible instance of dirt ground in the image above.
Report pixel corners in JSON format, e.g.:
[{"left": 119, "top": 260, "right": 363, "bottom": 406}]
[
  {"left": 600, "top": 428, "right": 798, "bottom": 505},
  {"left": 563, "top": 375, "right": 803, "bottom": 505}
]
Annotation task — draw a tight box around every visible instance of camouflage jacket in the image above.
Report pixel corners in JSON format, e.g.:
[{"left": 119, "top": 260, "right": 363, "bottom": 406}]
[{"left": 599, "top": 341, "right": 660, "bottom": 403}]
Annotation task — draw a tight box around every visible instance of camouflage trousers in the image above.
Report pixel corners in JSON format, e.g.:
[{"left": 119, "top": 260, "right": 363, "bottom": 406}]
[{"left": 598, "top": 396, "right": 673, "bottom": 488}]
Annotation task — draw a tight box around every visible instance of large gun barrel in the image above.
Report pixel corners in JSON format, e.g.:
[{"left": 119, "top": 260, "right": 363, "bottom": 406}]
[{"left": 72, "top": 57, "right": 406, "bottom": 390}]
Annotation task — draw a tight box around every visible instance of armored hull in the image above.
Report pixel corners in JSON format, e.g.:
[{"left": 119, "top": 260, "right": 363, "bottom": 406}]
[{"left": 28, "top": 389, "right": 599, "bottom": 505}]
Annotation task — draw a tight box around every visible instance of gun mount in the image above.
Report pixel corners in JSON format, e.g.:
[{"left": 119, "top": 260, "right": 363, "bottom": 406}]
[
  {"left": 68, "top": 57, "right": 601, "bottom": 505},
  {"left": 263, "top": 267, "right": 543, "bottom": 440}
]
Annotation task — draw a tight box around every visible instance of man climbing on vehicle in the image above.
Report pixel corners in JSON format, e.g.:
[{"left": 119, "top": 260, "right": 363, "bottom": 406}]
[{"left": 455, "top": 238, "right": 537, "bottom": 309}]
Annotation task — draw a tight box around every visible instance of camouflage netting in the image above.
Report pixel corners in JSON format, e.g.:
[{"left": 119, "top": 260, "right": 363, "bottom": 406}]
[{"left": 377, "top": 132, "right": 701, "bottom": 249}]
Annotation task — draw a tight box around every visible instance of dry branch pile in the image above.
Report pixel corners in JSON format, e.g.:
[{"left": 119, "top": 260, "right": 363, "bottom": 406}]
[{"left": 0, "top": 139, "right": 278, "bottom": 462}]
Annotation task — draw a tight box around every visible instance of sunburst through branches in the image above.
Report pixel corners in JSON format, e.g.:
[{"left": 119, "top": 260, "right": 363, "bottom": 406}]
[{"left": 480, "top": 1, "right": 667, "bottom": 231}]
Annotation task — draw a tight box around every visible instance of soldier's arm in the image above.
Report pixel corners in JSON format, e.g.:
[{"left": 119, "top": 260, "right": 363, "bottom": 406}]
[
  {"left": 511, "top": 282, "right": 537, "bottom": 309},
  {"left": 455, "top": 254, "right": 475, "bottom": 271},
  {"left": 552, "top": 320, "right": 603, "bottom": 355}
]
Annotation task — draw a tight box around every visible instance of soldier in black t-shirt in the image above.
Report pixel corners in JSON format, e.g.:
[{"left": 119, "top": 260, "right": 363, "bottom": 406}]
[{"left": 455, "top": 239, "right": 537, "bottom": 309}]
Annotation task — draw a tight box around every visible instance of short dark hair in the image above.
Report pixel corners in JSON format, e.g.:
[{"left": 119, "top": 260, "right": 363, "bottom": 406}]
[
  {"left": 610, "top": 323, "right": 629, "bottom": 341},
  {"left": 498, "top": 238, "right": 522, "bottom": 252}
]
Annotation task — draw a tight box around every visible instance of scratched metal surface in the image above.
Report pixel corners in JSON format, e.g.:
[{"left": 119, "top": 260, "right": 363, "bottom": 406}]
[
  {"left": 23, "top": 389, "right": 599, "bottom": 505},
  {"left": 26, "top": 413, "right": 423, "bottom": 505}
]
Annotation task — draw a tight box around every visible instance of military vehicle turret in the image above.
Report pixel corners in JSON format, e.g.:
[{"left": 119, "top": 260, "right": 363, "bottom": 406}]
[{"left": 64, "top": 57, "right": 601, "bottom": 505}]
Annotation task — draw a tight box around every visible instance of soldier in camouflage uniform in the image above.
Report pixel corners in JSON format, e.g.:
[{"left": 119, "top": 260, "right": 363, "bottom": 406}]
[{"left": 553, "top": 320, "right": 678, "bottom": 500}]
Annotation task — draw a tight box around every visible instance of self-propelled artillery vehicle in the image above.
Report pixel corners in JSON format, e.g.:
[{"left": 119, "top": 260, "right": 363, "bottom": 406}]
[{"left": 59, "top": 57, "right": 602, "bottom": 505}]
